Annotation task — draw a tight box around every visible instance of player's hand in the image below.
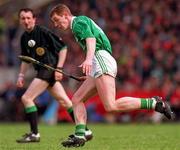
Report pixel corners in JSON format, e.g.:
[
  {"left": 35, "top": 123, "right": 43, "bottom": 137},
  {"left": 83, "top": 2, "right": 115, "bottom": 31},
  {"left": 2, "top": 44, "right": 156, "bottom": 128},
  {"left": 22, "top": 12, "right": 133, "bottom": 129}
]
[
  {"left": 55, "top": 71, "right": 63, "bottom": 81},
  {"left": 79, "top": 59, "right": 92, "bottom": 76},
  {"left": 16, "top": 75, "right": 25, "bottom": 88}
]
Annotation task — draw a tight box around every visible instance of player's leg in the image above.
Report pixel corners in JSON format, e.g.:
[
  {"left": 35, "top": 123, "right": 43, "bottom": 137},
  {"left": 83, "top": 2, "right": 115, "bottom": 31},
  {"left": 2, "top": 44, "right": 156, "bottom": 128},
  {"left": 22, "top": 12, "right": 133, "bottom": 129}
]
[
  {"left": 48, "top": 81, "right": 94, "bottom": 140},
  {"left": 96, "top": 74, "right": 174, "bottom": 119},
  {"left": 94, "top": 50, "right": 174, "bottom": 119},
  {"left": 61, "top": 76, "right": 97, "bottom": 147},
  {"left": 96, "top": 74, "right": 141, "bottom": 111},
  {"left": 48, "top": 81, "right": 74, "bottom": 120},
  {"left": 47, "top": 82, "right": 71, "bottom": 108},
  {"left": 16, "top": 78, "right": 49, "bottom": 143}
]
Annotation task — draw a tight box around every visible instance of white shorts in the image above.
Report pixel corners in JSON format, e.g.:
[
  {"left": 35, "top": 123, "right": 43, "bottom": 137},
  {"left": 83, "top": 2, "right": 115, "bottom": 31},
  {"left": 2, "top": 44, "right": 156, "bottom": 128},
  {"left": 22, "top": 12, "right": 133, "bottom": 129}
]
[{"left": 90, "top": 50, "right": 117, "bottom": 78}]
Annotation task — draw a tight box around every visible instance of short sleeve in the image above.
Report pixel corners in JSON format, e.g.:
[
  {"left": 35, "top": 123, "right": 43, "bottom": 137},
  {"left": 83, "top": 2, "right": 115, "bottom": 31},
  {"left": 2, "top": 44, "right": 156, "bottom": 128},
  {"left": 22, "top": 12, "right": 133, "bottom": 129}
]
[{"left": 73, "top": 21, "right": 94, "bottom": 40}]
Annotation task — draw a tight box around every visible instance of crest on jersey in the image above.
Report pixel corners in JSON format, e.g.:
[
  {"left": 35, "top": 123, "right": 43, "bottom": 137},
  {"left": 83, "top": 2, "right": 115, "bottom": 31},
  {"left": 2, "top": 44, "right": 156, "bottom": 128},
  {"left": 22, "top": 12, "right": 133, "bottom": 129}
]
[{"left": 36, "top": 47, "right": 45, "bottom": 56}]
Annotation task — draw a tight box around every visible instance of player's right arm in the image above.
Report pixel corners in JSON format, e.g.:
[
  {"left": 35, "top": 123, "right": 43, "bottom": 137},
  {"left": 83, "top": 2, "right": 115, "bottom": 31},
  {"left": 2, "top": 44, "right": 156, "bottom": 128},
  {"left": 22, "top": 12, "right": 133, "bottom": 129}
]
[
  {"left": 16, "top": 62, "right": 30, "bottom": 88},
  {"left": 17, "top": 35, "right": 30, "bottom": 88}
]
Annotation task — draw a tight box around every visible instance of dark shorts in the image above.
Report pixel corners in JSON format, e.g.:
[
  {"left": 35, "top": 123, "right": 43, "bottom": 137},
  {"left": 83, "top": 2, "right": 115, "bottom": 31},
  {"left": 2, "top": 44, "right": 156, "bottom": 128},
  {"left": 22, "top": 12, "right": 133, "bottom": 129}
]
[{"left": 36, "top": 69, "right": 56, "bottom": 87}]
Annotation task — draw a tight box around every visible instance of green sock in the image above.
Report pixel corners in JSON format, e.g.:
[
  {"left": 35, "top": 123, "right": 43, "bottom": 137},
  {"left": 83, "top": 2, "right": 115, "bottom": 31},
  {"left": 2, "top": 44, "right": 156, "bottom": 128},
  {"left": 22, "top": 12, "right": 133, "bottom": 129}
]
[
  {"left": 75, "top": 124, "right": 86, "bottom": 136},
  {"left": 67, "top": 107, "right": 75, "bottom": 122},
  {"left": 25, "top": 106, "right": 38, "bottom": 134},
  {"left": 140, "top": 98, "right": 154, "bottom": 109},
  {"left": 85, "top": 126, "right": 89, "bottom": 131},
  {"left": 25, "top": 105, "right": 37, "bottom": 113}
]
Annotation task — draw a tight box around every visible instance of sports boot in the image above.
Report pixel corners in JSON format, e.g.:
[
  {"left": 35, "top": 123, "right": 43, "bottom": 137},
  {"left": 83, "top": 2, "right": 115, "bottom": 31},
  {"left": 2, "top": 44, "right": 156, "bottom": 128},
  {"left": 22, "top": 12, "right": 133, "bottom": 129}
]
[
  {"left": 153, "top": 96, "right": 175, "bottom": 120},
  {"left": 16, "top": 133, "right": 40, "bottom": 143},
  {"left": 61, "top": 135, "right": 86, "bottom": 147}
]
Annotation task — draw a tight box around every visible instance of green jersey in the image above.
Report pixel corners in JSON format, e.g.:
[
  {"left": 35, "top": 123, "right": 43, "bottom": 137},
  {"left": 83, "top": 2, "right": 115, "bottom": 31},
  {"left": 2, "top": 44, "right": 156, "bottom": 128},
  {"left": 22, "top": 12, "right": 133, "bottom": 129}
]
[{"left": 71, "top": 16, "right": 112, "bottom": 54}]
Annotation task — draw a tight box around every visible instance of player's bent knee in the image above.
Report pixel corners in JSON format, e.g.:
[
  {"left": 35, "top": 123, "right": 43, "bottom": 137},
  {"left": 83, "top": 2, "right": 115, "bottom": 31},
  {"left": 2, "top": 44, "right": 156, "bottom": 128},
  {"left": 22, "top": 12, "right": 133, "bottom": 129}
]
[
  {"left": 71, "top": 95, "right": 81, "bottom": 105},
  {"left": 21, "top": 95, "right": 33, "bottom": 105},
  {"left": 71, "top": 99, "right": 78, "bottom": 106},
  {"left": 57, "top": 99, "right": 68, "bottom": 108}
]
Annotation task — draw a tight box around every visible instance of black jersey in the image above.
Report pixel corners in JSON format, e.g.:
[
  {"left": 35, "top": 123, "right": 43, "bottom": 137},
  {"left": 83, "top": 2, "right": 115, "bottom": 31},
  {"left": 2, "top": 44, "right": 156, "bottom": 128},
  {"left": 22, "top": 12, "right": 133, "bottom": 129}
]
[{"left": 20, "top": 25, "right": 66, "bottom": 70}]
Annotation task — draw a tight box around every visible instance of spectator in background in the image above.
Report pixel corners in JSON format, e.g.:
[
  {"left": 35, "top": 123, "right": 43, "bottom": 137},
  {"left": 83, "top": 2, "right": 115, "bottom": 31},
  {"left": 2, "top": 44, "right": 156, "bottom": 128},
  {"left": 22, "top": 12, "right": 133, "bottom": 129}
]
[
  {"left": 0, "top": 14, "right": 7, "bottom": 66},
  {"left": 170, "top": 71, "right": 180, "bottom": 121}
]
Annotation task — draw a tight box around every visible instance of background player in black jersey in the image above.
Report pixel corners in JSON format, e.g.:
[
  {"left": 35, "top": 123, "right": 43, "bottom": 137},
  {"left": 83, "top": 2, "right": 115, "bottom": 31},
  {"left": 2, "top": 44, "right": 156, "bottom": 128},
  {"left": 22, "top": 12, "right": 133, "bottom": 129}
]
[{"left": 16, "top": 8, "right": 92, "bottom": 143}]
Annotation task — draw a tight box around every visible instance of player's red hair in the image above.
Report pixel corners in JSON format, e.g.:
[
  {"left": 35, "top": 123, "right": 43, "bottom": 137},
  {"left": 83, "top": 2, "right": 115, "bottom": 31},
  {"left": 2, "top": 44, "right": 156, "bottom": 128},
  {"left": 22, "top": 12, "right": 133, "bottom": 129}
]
[{"left": 50, "top": 4, "right": 72, "bottom": 17}]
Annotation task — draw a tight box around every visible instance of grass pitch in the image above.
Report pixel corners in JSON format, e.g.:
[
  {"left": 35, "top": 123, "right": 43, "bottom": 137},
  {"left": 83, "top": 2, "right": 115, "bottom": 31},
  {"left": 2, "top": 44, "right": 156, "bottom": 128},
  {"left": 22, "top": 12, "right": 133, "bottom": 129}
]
[{"left": 0, "top": 123, "right": 179, "bottom": 150}]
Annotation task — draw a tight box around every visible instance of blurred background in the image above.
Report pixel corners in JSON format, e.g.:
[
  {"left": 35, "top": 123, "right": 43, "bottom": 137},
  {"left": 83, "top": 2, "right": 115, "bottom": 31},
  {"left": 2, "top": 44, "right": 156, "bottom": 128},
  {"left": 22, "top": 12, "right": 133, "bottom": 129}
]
[{"left": 0, "top": 0, "right": 179, "bottom": 124}]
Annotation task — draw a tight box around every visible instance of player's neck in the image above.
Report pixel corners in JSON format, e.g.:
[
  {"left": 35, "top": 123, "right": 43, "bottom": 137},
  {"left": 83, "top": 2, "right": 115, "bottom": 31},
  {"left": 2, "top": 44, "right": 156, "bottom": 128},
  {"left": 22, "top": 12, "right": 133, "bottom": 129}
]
[{"left": 26, "top": 25, "right": 35, "bottom": 33}]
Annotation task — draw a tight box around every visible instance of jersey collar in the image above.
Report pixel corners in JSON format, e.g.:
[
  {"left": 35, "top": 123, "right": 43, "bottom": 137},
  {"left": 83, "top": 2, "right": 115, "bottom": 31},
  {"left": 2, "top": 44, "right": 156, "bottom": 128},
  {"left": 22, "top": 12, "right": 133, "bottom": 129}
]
[{"left": 70, "top": 16, "right": 76, "bottom": 29}]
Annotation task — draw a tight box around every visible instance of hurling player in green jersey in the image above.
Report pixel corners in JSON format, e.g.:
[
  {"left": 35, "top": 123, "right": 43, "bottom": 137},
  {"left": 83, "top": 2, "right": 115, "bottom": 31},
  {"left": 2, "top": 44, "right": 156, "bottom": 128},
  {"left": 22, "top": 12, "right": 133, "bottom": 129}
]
[
  {"left": 16, "top": 8, "right": 92, "bottom": 143},
  {"left": 50, "top": 4, "right": 174, "bottom": 148}
]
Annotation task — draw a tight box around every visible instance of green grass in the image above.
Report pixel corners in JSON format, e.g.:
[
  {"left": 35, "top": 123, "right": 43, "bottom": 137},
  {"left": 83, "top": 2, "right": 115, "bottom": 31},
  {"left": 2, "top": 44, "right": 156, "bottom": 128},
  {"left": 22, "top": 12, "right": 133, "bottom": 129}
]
[{"left": 0, "top": 123, "right": 180, "bottom": 150}]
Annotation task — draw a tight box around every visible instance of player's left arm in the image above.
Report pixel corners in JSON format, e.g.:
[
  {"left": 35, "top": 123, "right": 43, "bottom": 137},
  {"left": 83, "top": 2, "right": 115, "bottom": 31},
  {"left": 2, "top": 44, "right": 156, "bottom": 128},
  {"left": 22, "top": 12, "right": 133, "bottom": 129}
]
[
  {"left": 57, "top": 47, "right": 67, "bottom": 69},
  {"left": 45, "top": 29, "right": 68, "bottom": 80},
  {"left": 73, "top": 20, "right": 96, "bottom": 75},
  {"left": 86, "top": 38, "right": 96, "bottom": 61},
  {"left": 82, "top": 37, "right": 96, "bottom": 75},
  {"left": 55, "top": 47, "right": 67, "bottom": 80}
]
